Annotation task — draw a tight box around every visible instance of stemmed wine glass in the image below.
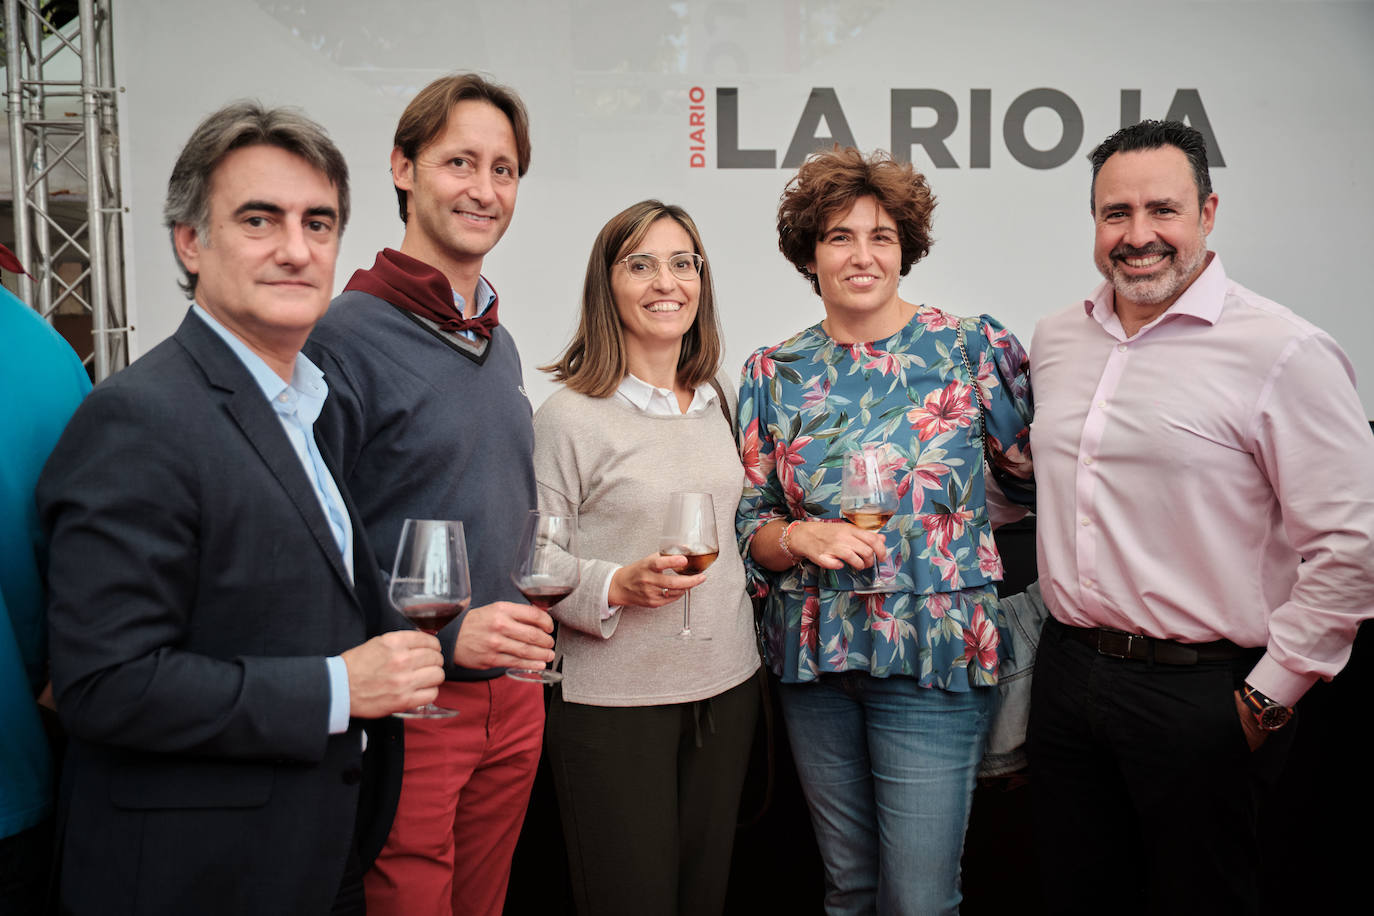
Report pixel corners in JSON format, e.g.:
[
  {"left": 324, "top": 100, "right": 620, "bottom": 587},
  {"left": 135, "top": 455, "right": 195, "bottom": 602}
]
[
  {"left": 389, "top": 518, "right": 469, "bottom": 718},
  {"left": 840, "top": 444, "right": 899, "bottom": 593},
  {"left": 507, "top": 510, "right": 579, "bottom": 684},
  {"left": 659, "top": 491, "right": 718, "bottom": 640}
]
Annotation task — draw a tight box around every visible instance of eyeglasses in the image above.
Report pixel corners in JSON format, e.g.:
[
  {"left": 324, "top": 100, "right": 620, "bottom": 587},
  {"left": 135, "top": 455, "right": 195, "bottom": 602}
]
[{"left": 616, "top": 252, "right": 704, "bottom": 282}]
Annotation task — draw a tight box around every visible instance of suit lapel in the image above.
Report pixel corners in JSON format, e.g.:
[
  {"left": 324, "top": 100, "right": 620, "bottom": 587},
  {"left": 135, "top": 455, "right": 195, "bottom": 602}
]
[{"left": 173, "top": 312, "right": 360, "bottom": 604}]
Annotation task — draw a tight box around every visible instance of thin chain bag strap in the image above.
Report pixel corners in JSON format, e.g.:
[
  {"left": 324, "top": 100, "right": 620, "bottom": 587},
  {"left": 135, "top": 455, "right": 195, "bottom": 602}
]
[{"left": 956, "top": 323, "right": 993, "bottom": 469}]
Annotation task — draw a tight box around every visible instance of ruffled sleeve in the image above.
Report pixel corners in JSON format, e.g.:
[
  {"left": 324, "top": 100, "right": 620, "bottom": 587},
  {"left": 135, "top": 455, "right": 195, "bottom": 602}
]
[
  {"left": 968, "top": 314, "right": 1034, "bottom": 507},
  {"left": 734, "top": 347, "right": 788, "bottom": 601}
]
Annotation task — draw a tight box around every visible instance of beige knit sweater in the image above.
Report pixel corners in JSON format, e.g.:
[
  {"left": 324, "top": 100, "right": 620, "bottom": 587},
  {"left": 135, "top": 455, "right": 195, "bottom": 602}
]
[{"left": 532, "top": 380, "right": 760, "bottom": 706}]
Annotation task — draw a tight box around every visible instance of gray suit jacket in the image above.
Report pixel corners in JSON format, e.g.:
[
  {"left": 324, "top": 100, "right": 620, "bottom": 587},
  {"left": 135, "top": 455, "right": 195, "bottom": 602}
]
[{"left": 39, "top": 310, "right": 401, "bottom": 915}]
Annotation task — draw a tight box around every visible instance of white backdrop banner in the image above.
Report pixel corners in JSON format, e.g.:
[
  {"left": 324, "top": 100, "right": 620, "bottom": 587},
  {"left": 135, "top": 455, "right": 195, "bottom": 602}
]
[{"left": 115, "top": 0, "right": 1374, "bottom": 412}]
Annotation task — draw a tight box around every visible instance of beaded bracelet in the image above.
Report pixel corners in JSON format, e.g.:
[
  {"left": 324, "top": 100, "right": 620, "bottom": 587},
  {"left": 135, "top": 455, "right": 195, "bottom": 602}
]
[{"left": 779, "top": 520, "right": 804, "bottom": 566}]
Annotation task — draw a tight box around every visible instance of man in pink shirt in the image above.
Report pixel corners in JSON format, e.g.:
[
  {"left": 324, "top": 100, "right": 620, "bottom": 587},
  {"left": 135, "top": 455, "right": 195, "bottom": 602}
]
[{"left": 1026, "top": 120, "right": 1374, "bottom": 914}]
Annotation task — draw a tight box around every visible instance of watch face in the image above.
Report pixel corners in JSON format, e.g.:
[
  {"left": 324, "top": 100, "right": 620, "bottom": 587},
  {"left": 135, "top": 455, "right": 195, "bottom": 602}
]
[{"left": 1258, "top": 705, "right": 1292, "bottom": 731}]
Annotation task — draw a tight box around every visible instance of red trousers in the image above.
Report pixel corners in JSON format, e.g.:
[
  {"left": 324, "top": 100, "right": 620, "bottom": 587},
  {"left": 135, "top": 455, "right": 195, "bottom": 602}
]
[{"left": 364, "top": 677, "right": 544, "bottom": 916}]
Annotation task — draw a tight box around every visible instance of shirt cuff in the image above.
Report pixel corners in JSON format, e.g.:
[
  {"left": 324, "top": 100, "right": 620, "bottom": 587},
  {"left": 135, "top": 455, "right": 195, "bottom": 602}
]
[
  {"left": 600, "top": 565, "right": 622, "bottom": 621},
  {"left": 325, "top": 656, "right": 350, "bottom": 734},
  {"left": 1244, "top": 652, "right": 1318, "bottom": 708}
]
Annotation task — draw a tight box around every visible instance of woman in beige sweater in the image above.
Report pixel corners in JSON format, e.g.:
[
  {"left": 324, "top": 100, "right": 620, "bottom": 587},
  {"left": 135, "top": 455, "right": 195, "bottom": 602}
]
[{"left": 534, "top": 200, "right": 759, "bottom": 916}]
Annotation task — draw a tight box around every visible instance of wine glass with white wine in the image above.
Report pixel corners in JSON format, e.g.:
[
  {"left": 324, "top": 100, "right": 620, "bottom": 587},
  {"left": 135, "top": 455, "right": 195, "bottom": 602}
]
[
  {"left": 839, "top": 444, "right": 899, "bottom": 593},
  {"left": 389, "top": 518, "right": 469, "bottom": 718},
  {"left": 659, "top": 491, "right": 718, "bottom": 640}
]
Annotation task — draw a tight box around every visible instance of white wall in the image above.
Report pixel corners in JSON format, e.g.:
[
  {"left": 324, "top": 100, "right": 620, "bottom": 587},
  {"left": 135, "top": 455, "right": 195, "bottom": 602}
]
[{"left": 115, "top": 0, "right": 1374, "bottom": 413}]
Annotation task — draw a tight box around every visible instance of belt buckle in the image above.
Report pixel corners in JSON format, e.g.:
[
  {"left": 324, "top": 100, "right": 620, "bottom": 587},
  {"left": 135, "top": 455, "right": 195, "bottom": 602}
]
[{"left": 1094, "top": 629, "right": 1139, "bottom": 659}]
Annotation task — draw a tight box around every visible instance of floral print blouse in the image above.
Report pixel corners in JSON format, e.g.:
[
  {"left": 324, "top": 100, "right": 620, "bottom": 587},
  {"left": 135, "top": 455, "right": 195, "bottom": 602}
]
[{"left": 735, "top": 306, "right": 1033, "bottom": 689}]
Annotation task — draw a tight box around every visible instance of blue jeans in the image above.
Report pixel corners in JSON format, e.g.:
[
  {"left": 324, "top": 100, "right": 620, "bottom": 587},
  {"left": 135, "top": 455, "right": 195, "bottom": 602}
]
[{"left": 778, "top": 673, "right": 994, "bottom": 916}]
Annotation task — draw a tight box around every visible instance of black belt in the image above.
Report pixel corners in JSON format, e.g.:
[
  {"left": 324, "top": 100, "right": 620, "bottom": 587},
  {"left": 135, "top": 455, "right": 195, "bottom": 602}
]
[{"left": 1055, "top": 618, "right": 1253, "bottom": 666}]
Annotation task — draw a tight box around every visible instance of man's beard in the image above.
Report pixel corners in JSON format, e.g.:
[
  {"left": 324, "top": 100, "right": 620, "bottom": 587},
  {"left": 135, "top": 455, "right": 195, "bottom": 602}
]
[{"left": 1098, "top": 240, "right": 1207, "bottom": 308}]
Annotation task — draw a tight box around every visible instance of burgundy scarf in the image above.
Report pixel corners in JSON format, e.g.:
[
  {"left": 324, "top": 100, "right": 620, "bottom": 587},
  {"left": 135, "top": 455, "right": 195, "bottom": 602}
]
[
  {"left": 0, "top": 243, "right": 30, "bottom": 277},
  {"left": 343, "top": 248, "right": 499, "bottom": 339}
]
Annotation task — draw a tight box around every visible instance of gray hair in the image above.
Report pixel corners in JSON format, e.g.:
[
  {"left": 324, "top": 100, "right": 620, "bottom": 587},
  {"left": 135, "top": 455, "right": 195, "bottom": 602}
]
[{"left": 164, "top": 101, "right": 350, "bottom": 297}]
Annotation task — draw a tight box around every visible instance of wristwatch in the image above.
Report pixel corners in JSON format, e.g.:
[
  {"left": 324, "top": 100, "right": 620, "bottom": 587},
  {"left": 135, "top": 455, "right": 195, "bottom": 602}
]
[{"left": 1239, "top": 684, "right": 1294, "bottom": 731}]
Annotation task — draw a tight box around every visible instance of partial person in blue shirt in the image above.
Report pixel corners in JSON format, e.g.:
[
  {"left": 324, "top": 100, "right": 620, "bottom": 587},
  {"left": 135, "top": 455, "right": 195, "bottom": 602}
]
[{"left": 0, "top": 279, "right": 90, "bottom": 912}]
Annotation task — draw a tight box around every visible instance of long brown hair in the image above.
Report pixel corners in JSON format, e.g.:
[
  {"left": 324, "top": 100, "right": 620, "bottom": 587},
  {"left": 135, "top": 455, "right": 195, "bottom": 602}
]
[{"left": 542, "top": 200, "right": 722, "bottom": 398}]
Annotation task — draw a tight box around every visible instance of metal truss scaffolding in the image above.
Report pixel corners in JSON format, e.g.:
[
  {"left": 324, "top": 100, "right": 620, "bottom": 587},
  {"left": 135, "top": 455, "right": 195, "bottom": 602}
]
[{"left": 4, "top": 0, "right": 126, "bottom": 380}]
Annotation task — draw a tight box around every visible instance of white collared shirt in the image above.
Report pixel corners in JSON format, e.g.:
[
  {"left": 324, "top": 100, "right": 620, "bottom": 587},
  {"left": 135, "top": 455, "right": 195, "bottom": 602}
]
[{"left": 614, "top": 372, "right": 719, "bottom": 417}]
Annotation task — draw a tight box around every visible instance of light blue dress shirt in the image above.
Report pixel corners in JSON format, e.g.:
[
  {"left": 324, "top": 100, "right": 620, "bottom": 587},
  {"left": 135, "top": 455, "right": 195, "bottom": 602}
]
[
  {"left": 192, "top": 306, "right": 354, "bottom": 734},
  {"left": 451, "top": 275, "right": 496, "bottom": 342}
]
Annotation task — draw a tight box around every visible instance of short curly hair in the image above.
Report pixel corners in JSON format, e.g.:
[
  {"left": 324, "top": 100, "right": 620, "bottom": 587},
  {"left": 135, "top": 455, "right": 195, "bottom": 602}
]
[{"left": 777, "top": 147, "right": 936, "bottom": 296}]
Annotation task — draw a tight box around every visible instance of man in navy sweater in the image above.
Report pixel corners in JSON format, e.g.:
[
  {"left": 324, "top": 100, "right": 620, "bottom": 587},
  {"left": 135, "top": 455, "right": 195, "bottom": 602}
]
[{"left": 305, "top": 74, "right": 554, "bottom": 916}]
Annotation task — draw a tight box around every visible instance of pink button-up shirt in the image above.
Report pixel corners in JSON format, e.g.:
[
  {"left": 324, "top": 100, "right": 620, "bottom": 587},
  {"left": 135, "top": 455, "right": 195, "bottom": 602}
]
[{"left": 1030, "top": 254, "right": 1374, "bottom": 704}]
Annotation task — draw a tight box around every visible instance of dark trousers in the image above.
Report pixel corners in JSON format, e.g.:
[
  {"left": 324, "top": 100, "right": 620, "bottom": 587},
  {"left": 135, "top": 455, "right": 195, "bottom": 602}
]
[
  {"left": 330, "top": 842, "right": 365, "bottom": 916},
  {"left": 1027, "top": 618, "right": 1292, "bottom": 916},
  {"left": 0, "top": 817, "right": 54, "bottom": 916},
  {"left": 546, "top": 675, "right": 759, "bottom": 916}
]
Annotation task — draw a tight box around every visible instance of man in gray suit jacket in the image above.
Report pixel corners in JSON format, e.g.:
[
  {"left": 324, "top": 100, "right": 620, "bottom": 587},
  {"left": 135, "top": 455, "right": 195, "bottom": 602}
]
[{"left": 38, "top": 102, "right": 446, "bottom": 915}]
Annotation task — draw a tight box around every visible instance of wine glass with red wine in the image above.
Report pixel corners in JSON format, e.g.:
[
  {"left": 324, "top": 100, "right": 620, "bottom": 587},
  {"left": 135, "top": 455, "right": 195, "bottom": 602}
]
[
  {"left": 506, "top": 510, "right": 579, "bottom": 685},
  {"left": 659, "top": 491, "right": 718, "bottom": 640},
  {"left": 388, "top": 518, "right": 470, "bottom": 718},
  {"left": 840, "top": 444, "right": 899, "bottom": 593}
]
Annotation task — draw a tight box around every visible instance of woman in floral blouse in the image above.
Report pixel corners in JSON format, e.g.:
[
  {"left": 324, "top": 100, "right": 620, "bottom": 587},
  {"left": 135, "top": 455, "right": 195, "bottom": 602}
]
[{"left": 735, "top": 147, "right": 1033, "bottom": 915}]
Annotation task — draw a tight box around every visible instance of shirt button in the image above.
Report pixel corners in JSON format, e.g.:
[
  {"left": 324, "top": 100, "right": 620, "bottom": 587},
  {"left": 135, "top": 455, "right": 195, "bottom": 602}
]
[
  {"left": 1080, "top": 518, "right": 1091, "bottom": 526},
  {"left": 1082, "top": 457, "right": 1093, "bottom": 466},
  {"left": 1097, "top": 400, "right": 1107, "bottom": 409},
  {"left": 277, "top": 393, "right": 289, "bottom": 403},
  {"left": 1117, "top": 344, "right": 1127, "bottom": 352},
  {"left": 1082, "top": 578, "right": 1093, "bottom": 587}
]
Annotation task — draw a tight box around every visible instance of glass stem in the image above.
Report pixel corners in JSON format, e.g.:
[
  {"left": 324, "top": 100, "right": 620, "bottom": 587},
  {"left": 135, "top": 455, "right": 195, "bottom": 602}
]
[
  {"left": 873, "top": 526, "right": 886, "bottom": 583},
  {"left": 682, "top": 592, "right": 692, "bottom": 634}
]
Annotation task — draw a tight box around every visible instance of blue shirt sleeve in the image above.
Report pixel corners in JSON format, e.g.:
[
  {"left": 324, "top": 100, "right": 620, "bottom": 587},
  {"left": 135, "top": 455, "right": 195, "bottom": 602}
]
[{"left": 324, "top": 656, "right": 350, "bottom": 733}]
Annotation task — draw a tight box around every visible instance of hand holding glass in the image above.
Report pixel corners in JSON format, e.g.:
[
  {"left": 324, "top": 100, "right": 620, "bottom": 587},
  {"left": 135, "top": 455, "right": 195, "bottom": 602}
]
[
  {"left": 840, "top": 445, "right": 899, "bottom": 593},
  {"left": 388, "top": 518, "right": 468, "bottom": 718},
  {"left": 659, "top": 491, "right": 718, "bottom": 640},
  {"left": 507, "top": 510, "right": 579, "bottom": 684}
]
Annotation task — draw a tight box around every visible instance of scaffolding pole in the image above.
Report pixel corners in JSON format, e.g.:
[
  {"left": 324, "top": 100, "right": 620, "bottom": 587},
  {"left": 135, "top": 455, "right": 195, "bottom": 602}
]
[{"left": 4, "top": 0, "right": 126, "bottom": 379}]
